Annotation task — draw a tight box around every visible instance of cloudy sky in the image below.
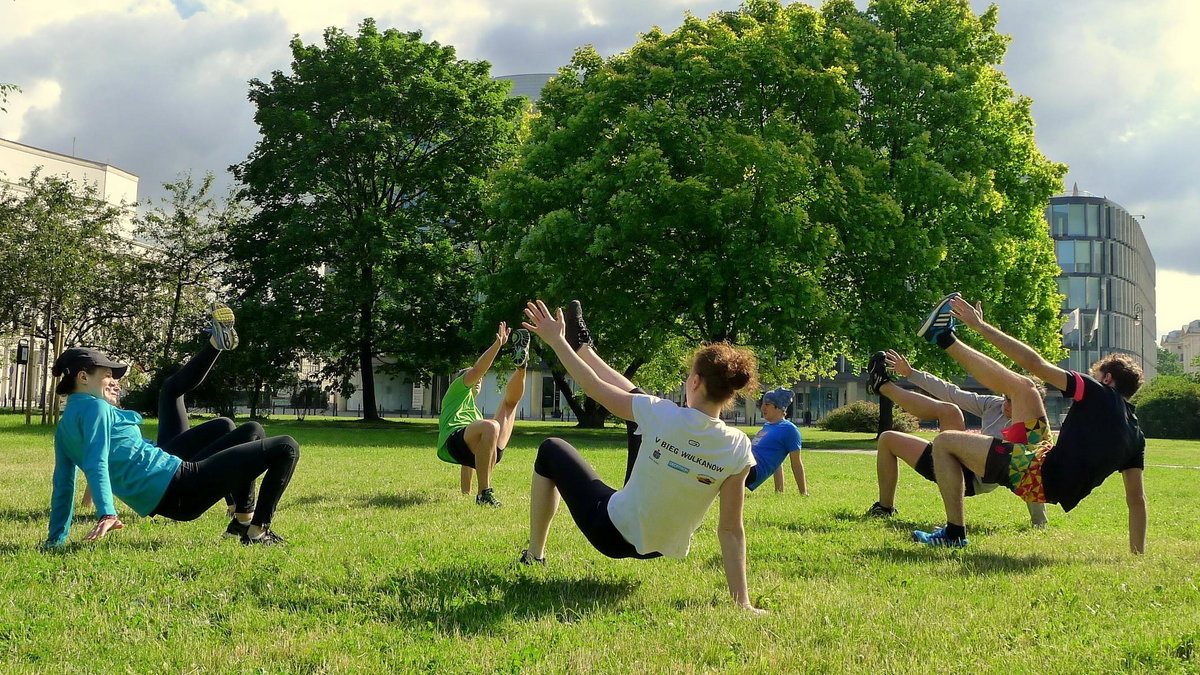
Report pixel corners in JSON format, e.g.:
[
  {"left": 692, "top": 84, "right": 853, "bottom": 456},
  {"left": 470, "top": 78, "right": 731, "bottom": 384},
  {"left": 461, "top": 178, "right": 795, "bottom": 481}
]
[{"left": 2, "top": 0, "right": 1197, "bottom": 339}]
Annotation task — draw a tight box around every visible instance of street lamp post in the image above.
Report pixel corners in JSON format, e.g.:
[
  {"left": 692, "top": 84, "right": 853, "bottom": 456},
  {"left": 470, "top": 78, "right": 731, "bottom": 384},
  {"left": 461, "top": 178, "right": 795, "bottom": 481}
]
[{"left": 1133, "top": 303, "right": 1144, "bottom": 368}]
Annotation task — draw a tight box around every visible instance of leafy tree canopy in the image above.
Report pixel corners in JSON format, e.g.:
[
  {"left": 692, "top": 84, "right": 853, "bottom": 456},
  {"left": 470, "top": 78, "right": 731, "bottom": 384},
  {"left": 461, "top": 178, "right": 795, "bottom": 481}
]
[
  {"left": 231, "top": 19, "right": 525, "bottom": 418},
  {"left": 482, "top": 0, "right": 1065, "bottom": 396}
]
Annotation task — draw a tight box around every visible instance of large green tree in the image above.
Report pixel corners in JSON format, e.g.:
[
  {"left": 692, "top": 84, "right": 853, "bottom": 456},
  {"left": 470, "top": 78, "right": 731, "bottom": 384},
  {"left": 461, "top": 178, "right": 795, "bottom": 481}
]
[
  {"left": 134, "top": 171, "right": 240, "bottom": 364},
  {"left": 0, "top": 170, "right": 159, "bottom": 420},
  {"left": 482, "top": 0, "right": 1065, "bottom": 424},
  {"left": 232, "top": 19, "right": 524, "bottom": 419},
  {"left": 1157, "top": 347, "right": 1183, "bottom": 377}
]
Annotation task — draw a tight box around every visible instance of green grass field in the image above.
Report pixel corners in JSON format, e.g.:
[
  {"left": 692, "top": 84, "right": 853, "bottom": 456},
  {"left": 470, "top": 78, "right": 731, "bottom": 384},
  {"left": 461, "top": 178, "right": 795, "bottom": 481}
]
[{"left": 2, "top": 413, "right": 1200, "bottom": 673}]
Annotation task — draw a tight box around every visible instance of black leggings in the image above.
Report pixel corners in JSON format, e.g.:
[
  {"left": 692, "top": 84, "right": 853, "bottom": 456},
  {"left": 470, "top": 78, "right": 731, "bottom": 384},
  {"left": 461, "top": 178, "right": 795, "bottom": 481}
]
[
  {"left": 158, "top": 344, "right": 221, "bottom": 447},
  {"left": 534, "top": 437, "right": 660, "bottom": 560},
  {"left": 156, "top": 345, "right": 266, "bottom": 509},
  {"left": 153, "top": 435, "right": 300, "bottom": 528}
]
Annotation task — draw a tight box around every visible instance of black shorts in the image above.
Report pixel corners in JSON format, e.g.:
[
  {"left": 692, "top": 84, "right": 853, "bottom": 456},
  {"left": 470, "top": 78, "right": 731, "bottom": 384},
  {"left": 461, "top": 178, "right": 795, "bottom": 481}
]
[
  {"left": 446, "top": 427, "right": 504, "bottom": 468},
  {"left": 914, "top": 443, "right": 979, "bottom": 497},
  {"left": 744, "top": 466, "right": 758, "bottom": 487}
]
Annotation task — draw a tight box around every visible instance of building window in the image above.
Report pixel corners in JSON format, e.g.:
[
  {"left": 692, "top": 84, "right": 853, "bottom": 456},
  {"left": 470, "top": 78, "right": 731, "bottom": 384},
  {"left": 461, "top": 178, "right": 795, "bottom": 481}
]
[
  {"left": 1085, "top": 204, "right": 1100, "bottom": 236},
  {"left": 1051, "top": 204, "right": 1069, "bottom": 235},
  {"left": 1086, "top": 277, "right": 1100, "bottom": 309},
  {"left": 1056, "top": 240, "right": 1074, "bottom": 270},
  {"left": 1074, "top": 240, "right": 1092, "bottom": 272},
  {"left": 1068, "top": 204, "right": 1085, "bottom": 235}
]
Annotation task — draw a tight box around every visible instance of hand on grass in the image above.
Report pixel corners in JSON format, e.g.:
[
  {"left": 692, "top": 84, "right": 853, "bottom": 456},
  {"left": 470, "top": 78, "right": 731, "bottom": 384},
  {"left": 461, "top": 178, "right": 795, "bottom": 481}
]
[
  {"left": 883, "top": 349, "right": 912, "bottom": 377},
  {"left": 949, "top": 296, "right": 985, "bottom": 330},
  {"left": 85, "top": 515, "right": 123, "bottom": 541},
  {"left": 522, "top": 300, "right": 567, "bottom": 345}
]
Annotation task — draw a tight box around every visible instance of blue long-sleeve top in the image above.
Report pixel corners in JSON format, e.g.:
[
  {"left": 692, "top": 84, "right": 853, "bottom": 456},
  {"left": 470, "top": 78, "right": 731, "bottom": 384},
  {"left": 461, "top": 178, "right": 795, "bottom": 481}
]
[{"left": 47, "top": 393, "right": 182, "bottom": 547}]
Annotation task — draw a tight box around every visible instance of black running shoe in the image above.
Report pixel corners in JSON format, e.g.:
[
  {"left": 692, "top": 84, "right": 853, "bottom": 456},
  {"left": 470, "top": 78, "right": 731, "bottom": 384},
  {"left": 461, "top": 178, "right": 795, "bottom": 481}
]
[
  {"left": 917, "top": 292, "right": 960, "bottom": 344},
  {"left": 865, "top": 502, "right": 897, "bottom": 518},
  {"left": 209, "top": 302, "right": 239, "bottom": 351},
  {"left": 564, "top": 300, "right": 594, "bottom": 352},
  {"left": 866, "top": 351, "right": 894, "bottom": 396},
  {"left": 476, "top": 487, "right": 502, "bottom": 508},
  {"left": 224, "top": 518, "right": 250, "bottom": 538},
  {"left": 512, "top": 329, "right": 531, "bottom": 368},
  {"left": 518, "top": 549, "right": 546, "bottom": 567},
  {"left": 241, "top": 527, "right": 286, "bottom": 546}
]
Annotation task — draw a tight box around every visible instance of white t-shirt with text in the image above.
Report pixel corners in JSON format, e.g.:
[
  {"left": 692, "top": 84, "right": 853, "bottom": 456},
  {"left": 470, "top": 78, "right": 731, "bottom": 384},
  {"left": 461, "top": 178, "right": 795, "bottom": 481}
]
[{"left": 607, "top": 394, "right": 755, "bottom": 559}]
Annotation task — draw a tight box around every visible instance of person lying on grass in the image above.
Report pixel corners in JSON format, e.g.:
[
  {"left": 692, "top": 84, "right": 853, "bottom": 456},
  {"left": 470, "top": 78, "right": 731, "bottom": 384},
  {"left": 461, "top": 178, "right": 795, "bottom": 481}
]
[
  {"left": 435, "top": 321, "right": 531, "bottom": 507},
  {"left": 46, "top": 333, "right": 300, "bottom": 548},
  {"left": 863, "top": 349, "right": 1048, "bottom": 528},
  {"left": 519, "top": 299, "right": 766, "bottom": 614}
]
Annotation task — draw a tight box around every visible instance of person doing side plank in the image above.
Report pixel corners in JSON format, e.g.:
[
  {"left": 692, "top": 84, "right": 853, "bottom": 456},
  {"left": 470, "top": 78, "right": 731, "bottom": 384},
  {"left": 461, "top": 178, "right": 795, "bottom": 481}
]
[{"left": 520, "top": 300, "right": 766, "bottom": 614}]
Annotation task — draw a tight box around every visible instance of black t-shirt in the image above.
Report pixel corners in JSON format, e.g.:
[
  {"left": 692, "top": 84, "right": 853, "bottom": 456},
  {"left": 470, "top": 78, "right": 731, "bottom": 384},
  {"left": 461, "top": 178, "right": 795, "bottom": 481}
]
[{"left": 1042, "top": 371, "right": 1145, "bottom": 511}]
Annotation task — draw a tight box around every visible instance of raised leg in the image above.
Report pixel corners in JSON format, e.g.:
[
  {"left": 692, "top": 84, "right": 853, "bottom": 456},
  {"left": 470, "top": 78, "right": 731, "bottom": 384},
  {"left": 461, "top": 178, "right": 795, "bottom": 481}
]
[
  {"left": 945, "top": 341, "right": 1045, "bottom": 424},
  {"left": 493, "top": 367, "right": 527, "bottom": 450},
  {"left": 878, "top": 382, "right": 966, "bottom": 430},
  {"left": 157, "top": 344, "right": 222, "bottom": 446}
]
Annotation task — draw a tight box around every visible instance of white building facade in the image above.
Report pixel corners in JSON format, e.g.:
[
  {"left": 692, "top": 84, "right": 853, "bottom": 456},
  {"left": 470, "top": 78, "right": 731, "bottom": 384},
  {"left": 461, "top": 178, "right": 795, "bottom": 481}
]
[{"left": 1, "top": 136, "right": 139, "bottom": 410}]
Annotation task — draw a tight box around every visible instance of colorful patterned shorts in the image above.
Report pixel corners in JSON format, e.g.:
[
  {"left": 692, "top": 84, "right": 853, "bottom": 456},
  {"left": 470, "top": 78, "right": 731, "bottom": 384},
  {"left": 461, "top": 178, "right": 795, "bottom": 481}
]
[{"left": 985, "top": 417, "right": 1054, "bottom": 504}]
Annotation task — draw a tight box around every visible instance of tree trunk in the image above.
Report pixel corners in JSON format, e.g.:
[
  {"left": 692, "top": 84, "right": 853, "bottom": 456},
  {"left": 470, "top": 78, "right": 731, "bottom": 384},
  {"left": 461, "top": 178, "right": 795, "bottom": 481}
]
[
  {"left": 358, "top": 263, "right": 381, "bottom": 421},
  {"left": 249, "top": 375, "right": 263, "bottom": 419},
  {"left": 577, "top": 397, "right": 609, "bottom": 428},
  {"left": 164, "top": 279, "right": 184, "bottom": 363}
]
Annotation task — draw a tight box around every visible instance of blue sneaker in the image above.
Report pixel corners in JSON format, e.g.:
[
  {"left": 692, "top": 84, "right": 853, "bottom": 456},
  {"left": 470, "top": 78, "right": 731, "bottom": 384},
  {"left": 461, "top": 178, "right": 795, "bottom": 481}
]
[
  {"left": 912, "top": 527, "right": 969, "bottom": 548},
  {"left": 916, "top": 292, "right": 961, "bottom": 344}
]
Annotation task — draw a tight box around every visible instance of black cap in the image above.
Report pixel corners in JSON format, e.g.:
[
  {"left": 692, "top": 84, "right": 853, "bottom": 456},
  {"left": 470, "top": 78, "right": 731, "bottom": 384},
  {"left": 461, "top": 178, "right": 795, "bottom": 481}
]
[{"left": 51, "top": 348, "right": 129, "bottom": 380}]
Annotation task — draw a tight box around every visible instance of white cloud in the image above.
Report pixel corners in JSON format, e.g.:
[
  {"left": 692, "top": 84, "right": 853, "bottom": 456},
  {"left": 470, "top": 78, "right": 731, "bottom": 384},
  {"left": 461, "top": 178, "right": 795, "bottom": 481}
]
[
  {"left": 0, "top": 80, "right": 62, "bottom": 140},
  {"left": 1156, "top": 269, "right": 1200, "bottom": 341}
]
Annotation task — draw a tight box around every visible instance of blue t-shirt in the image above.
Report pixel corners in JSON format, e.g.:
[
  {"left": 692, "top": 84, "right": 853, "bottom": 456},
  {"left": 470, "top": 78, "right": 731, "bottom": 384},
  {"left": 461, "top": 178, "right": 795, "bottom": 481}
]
[
  {"left": 746, "top": 420, "right": 802, "bottom": 491},
  {"left": 47, "top": 393, "right": 182, "bottom": 546}
]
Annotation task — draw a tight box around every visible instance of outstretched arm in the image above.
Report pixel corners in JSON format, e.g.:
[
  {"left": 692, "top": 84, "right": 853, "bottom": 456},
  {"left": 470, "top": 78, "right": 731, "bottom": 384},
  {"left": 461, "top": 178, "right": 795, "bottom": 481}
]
[
  {"left": 463, "top": 322, "right": 511, "bottom": 388},
  {"left": 523, "top": 301, "right": 635, "bottom": 421},
  {"left": 949, "top": 297, "right": 1070, "bottom": 392},
  {"left": 718, "top": 466, "right": 766, "bottom": 614},
  {"left": 1123, "top": 469, "right": 1147, "bottom": 554}
]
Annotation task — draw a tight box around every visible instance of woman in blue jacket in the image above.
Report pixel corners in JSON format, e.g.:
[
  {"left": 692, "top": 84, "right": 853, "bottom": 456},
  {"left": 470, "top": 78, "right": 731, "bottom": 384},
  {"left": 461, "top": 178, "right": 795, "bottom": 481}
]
[{"left": 47, "top": 341, "right": 300, "bottom": 547}]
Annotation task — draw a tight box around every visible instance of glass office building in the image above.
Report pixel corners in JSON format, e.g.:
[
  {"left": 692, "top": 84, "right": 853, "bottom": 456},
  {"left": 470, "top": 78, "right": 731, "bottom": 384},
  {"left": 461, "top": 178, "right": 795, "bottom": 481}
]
[{"left": 1046, "top": 187, "right": 1156, "bottom": 419}]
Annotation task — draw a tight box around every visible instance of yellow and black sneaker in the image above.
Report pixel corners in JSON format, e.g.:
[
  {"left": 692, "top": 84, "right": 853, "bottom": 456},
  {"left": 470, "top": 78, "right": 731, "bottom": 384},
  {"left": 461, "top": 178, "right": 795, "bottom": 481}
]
[{"left": 209, "top": 302, "right": 239, "bottom": 351}]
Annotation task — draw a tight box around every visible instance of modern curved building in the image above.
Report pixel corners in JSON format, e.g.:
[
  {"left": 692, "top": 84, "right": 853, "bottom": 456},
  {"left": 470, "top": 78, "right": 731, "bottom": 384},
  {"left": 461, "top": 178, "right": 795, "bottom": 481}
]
[
  {"left": 493, "top": 73, "right": 556, "bottom": 108},
  {"left": 1047, "top": 184, "right": 1156, "bottom": 392}
]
